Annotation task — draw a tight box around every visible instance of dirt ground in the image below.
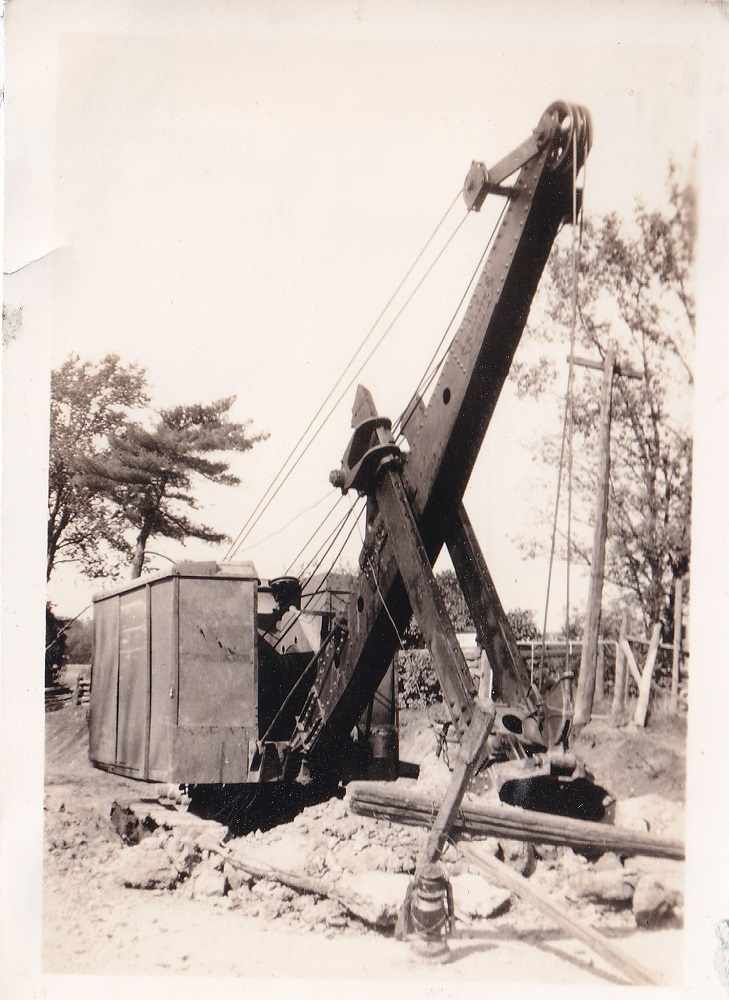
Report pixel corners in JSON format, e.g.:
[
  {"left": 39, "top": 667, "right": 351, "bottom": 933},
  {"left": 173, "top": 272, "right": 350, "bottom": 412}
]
[{"left": 43, "top": 688, "right": 687, "bottom": 986}]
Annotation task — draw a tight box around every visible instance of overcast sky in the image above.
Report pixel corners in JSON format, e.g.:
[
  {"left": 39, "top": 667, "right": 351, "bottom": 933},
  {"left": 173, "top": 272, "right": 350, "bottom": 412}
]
[{"left": 3, "top": 1, "right": 713, "bottom": 629}]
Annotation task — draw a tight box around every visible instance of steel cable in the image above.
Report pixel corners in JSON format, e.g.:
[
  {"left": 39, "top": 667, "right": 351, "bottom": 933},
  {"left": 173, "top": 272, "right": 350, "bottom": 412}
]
[
  {"left": 223, "top": 191, "right": 464, "bottom": 563},
  {"left": 394, "top": 200, "right": 509, "bottom": 441},
  {"left": 538, "top": 126, "right": 585, "bottom": 688}
]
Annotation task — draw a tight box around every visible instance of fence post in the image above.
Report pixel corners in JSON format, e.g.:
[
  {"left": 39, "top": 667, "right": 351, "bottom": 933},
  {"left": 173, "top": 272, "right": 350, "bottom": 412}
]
[
  {"left": 611, "top": 613, "right": 628, "bottom": 723},
  {"left": 633, "top": 623, "right": 662, "bottom": 727},
  {"left": 670, "top": 577, "right": 683, "bottom": 715},
  {"left": 595, "top": 641, "right": 605, "bottom": 706}
]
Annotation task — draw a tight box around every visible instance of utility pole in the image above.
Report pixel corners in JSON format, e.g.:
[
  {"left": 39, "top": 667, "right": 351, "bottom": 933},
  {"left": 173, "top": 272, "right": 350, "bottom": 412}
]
[{"left": 571, "top": 350, "right": 642, "bottom": 727}]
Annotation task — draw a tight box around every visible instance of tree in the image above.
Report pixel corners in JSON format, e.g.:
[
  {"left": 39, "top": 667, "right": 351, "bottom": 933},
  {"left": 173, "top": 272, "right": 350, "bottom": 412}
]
[
  {"left": 507, "top": 608, "right": 540, "bottom": 643},
  {"left": 402, "top": 569, "right": 474, "bottom": 648},
  {"left": 63, "top": 618, "right": 94, "bottom": 665},
  {"left": 517, "top": 169, "right": 695, "bottom": 637},
  {"left": 48, "top": 354, "right": 149, "bottom": 580},
  {"left": 83, "top": 397, "right": 267, "bottom": 578},
  {"left": 45, "top": 603, "right": 67, "bottom": 687}
]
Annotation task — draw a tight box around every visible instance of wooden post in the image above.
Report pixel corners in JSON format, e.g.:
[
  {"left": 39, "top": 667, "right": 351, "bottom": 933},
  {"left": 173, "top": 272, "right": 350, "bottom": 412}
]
[
  {"left": 572, "top": 351, "right": 642, "bottom": 726},
  {"left": 573, "top": 350, "right": 615, "bottom": 726},
  {"left": 633, "top": 623, "right": 662, "bottom": 727},
  {"left": 459, "top": 844, "right": 663, "bottom": 986},
  {"left": 670, "top": 577, "right": 683, "bottom": 715},
  {"left": 595, "top": 640, "right": 605, "bottom": 706},
  {"left": 611, "top": 612, "right": 628, "bottom": 723}
]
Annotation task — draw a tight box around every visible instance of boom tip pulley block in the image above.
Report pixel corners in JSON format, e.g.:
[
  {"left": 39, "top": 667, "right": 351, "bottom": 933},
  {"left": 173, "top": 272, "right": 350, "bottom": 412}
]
[{"left": 463, "top": 100, "right": 592, "bottom": 212}]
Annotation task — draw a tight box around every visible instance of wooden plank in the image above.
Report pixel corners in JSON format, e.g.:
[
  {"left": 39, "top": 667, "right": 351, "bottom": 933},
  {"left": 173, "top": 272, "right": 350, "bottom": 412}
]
[
  {"left": 347, "top": 784, "right": 684, "bottom": 860},
  {"left": 417, "top": 705, "right": 496, "bottom": 867},
  {"left": 633, "top": 623, "right": 662, "bottom": 727},
  {"left": 620, "top": 638, "right": 642, "bottom": 688},
  {"left": 611, "top": 614, "right": 628, "bottom": 721},
  {"left": 459, "top": 843, "right": 663, "bottom": 986},
  {"left": 670, "top": 578, "right": 683, "bottom": 714},
  {"left": 209, "top": 843, "right": 396, "bottom": 927}
]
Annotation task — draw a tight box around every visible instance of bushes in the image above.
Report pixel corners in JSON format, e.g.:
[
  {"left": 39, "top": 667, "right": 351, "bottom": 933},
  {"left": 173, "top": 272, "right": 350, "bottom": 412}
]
[
  {"left": 398, "top": 606, "right": 541, "bottom": 708},
  {"left": 396, "top": 649, "right": 440, "bottom": 707},
  {"left": 45, "top": 603, "right": 66, "bottom": 688},
  {"left": 64, "top": 618, "right": 93, "bottom": 664}
]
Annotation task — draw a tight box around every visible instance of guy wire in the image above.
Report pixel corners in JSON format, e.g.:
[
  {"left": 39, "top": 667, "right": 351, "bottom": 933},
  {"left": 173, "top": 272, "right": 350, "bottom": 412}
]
[{"left": 224, "top": 191, "right": 464, "bottom": 562}]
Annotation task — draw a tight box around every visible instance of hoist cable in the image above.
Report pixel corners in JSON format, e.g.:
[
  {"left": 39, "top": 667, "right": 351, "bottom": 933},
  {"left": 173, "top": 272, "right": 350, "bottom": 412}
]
[
  {"left": 395, "top": 200, "right": 509, "bottom": 441},
  {"left": 283, "top": 493, "right": 348, "bottom": 577},
  {"left": 563, "top": 127, "right": 580, "bottom": 683},
  {"left": 258, "top": 622, "right": 339, "bottom": 745},
  {"left": 240, "top": 490, "right": 335, "bottom": 554},
  {"left": 266, "top": 500, "right": 365, "bottom": 651},
  {"left": 226, "top": 204, "right": 470, "bottom": 562},
  {"left": 351, "top": 495, "right": 406, "bottom": 651},
  {"left": 293, "top": 498, "right": 358, "bottom": 583},
  {"left": 298, "top": 496, "right": 366, "bottom": 597},
  {"left": 538, "top": 131, "right": 584, "bottom": 689},
  {"left": 258, "top": 497, "right": 364, "bottom": 649},
  {"left": 223, "top": 191, "right": 464, "bottom": 562}
]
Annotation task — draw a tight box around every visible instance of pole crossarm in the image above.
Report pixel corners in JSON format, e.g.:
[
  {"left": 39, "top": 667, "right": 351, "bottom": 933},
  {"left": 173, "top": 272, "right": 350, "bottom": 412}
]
[{"left": 568, "top": 353, "right": 643, "bottom": 381}]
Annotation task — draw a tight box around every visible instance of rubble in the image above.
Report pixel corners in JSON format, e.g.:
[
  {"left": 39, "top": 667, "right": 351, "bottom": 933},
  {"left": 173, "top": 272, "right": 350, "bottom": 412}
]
[
  {"left": 566, "top": 868, "right": 635, "bottom": 906},
  {"left": 103, "top": 778, "right": 684, "bottom": 957},
  {"left": 113, "top": 842, "right": 183, "bottom": 891},
  {"left": 632, "top": 875, "right": 679, "bottom": 928},
  {"left": 44, "top": 689, "right": 688, "bottom": 983}
]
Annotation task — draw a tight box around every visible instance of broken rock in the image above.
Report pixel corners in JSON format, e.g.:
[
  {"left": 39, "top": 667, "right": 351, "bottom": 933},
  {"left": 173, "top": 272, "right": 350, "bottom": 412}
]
[
  {"left": 336, "top": 871, "right": 411, "bottom": 926},
  {"left": 114, "top": 845, "right": 179, "bottom": 890},
  {"left": 566, "top": 869, "right": 635, "bottom": 906},
  {"left": 632, "top": 875, "right": 677, "bottom": 928},
  {"left": 222, "top": 862, "right": 252, "bottom": 893},
  {"left": 450, "top": 873, "right": 511, "bottom": 919},
  {"left": 189, "top": 866, "right": 228, "bottom": 899},
  {"left": 614, "top": 795, "right": 684, "bottom": 840},
  {"left": 110, "top": 800, "right": 158, "bottom": 846}
]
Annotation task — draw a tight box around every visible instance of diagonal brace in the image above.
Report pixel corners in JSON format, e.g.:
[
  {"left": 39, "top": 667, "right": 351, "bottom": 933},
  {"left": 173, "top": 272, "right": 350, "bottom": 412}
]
[{"left": 373, "top": 464, "right": 479, "bottom": 740}]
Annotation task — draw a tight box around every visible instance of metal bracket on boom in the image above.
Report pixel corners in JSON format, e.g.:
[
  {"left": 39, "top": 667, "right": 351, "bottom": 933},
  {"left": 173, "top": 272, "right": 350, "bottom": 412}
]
[
  {"left": 329, "top": 415, "right": 402, "bottom": 496},
  {"left": 464, "top": 100, "right": 591, "bottom": 212}
]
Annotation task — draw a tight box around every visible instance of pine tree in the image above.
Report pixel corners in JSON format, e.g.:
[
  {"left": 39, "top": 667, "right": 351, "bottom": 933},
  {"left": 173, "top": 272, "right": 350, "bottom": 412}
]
[{"left": 82, "top": 397, "right": 266, "bottom": 577}]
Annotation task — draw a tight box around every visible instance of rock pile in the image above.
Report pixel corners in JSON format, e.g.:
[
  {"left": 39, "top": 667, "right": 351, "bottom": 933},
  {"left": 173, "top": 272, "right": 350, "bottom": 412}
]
[{"left": 107, "top": 778, "right": 683, "bottom": 939}]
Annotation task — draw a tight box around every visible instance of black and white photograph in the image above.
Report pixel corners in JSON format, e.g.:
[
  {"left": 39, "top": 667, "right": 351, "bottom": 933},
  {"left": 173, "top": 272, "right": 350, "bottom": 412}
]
[{"left": 3, "top": 2, "right": 729, "bottom": 997}]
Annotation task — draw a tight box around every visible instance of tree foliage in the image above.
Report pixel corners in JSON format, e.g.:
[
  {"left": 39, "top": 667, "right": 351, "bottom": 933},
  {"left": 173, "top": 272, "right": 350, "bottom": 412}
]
[
  {"left": 506, "top": 608, "right": 540, "bottom": 642},
  {"left": 520, "top": 170, "right": 695, "bottom": 635},
  {"left": 403, "top": 569, "right": 474, "bottom": 648},
  {"left": 48, "top": 354, "right": 148, "bottom": 580},
  {"left": 63, "top": 618, "right": 94, "bottom": 665},
  {"left": 45, "top": 603, "right": 67, "bottom": 687},
  {"left": 82, "top": 397, "right": 267, "bottom": 577}
]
